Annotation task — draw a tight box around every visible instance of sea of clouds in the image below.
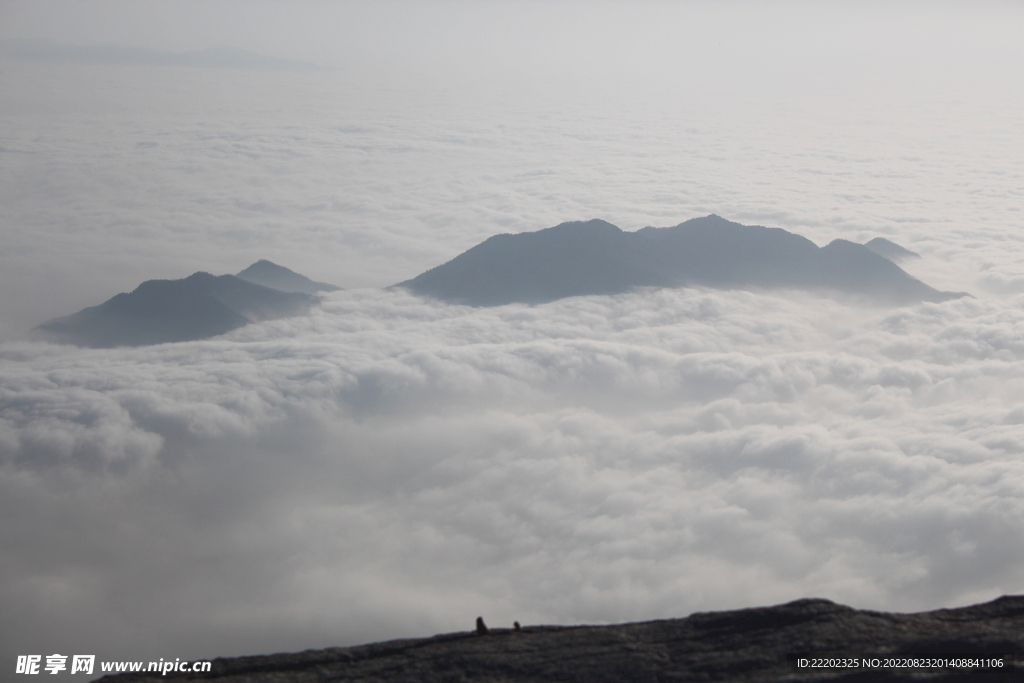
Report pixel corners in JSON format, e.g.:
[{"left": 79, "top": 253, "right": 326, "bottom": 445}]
[
  {"left": 2, "top": 0, "right": 1024, "bottom": 669},
  {"left": 5, "top": 284, "right": 1024, "bottom": 663}
]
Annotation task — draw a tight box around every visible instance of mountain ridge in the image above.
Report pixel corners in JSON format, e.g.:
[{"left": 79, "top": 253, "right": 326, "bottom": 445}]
[
  {"left": 34, "top": 262, "right": 336, "bottom": 348},
  {"left": 236, "top": 260, "right": 342, "bottom": 294},
  {"left": 0, "top": 38, "right": 326, "bottom": 71},
  {"left": 399, "top": 215, "right": 967, "bottom": 306},
  {"left": 94, "top": 594, "right": 1024, "bottom": 682}
]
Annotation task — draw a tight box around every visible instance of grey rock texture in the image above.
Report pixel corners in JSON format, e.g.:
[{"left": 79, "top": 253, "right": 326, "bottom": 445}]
[
  {"left": 95, "top": 595, "right": 1023, "bottom": 682},
  {"left": 398, "top": 215, "right": 966, "bottom": 307}
]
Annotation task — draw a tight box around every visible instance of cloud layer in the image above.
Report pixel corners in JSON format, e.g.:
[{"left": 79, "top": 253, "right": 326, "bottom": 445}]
[{"left": 4, "top": 286, "right": 1024, "bottom": 664}]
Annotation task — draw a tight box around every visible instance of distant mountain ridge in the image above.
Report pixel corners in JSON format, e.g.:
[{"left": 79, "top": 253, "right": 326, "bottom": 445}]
[
  {"left": 35, "top": 261, "right": 339, "bottom": 348},
  {"left": 398, "top": 215, "right": 966, "bottom": 306},
  {"left": 0, "top": 38, "right": 325, "bottom": 71},
  {"left": 236, "top": 260, "right": 342, "bottom": 294}
]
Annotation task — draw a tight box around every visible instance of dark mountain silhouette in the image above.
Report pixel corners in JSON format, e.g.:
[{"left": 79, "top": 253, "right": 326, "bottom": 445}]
[
  {"left": 35, "top": 272, "right": 315, "bottom": 348},
  {"left": 864, "top": 236, "right": 922, "bottom": 263},
  {"left": 95, "top": 594, "right": 1024, "bottom": 682},
  {"left": 236, "top": 260, "right": 341, "bottom": 294},
  {"left": 398, "top": 215, "right": 966, "bottom": 306}
]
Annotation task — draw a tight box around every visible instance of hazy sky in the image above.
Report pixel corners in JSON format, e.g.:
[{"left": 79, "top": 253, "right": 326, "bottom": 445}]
[{"left": 2, "top": 0, "right": 1024, "bottom": 674}]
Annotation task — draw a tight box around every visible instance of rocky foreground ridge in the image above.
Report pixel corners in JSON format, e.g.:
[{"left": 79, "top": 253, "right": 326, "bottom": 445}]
[{"left": 97, "top": 595, "right": 1024, "bottom": 682}]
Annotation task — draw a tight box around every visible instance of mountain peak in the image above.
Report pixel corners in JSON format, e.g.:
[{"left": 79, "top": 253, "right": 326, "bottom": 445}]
[
  {"left": 236, "top": 260, "right": 341, "bottom": 294},
  {"left": 397, "top": 217, "right": 966, "bottom": 307},
  {"left": 863, "top": 237, "right": 921, "bottom": 262},
  {"left": 548, "top": 218, "right": 622, "bottom": 231},
  {"left": 34, "top": 262, "right": 338, "bottom": 347}
]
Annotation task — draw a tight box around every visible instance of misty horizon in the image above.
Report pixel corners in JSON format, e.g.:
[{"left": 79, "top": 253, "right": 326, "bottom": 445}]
[
  {"left": 27, "top": 218, "right": 963, "bottom": 349},
  {"left": 0, "top": 38, "right": 327, "bottom": 71}
]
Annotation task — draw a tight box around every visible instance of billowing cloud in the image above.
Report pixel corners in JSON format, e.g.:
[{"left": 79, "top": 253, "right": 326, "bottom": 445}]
[{"left": 3, "top": 286, "right": 1024, "bottom": 665}]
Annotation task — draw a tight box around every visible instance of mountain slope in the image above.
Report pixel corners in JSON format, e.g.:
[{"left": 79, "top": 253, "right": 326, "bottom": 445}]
[
  {"left": 35, "top": 272, "right": 314, "bottom": 348},
  {"left": 236, "top": 260, "right": 341, "bottom": 294},
  {"left": 401, "top": 219, "right": 659, "bottom": 306},
  {"left": 864, "top": 236, "right": 922, "bottom": 263},
  {"left": 398, "top": 215, "right": 966, "bottom": 306},
  {"left": 95, "top": 594, "right": 1024, "bottom": 682}
]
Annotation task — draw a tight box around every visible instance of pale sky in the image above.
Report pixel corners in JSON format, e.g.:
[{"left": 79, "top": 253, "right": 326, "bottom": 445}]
[{"left": 2, "top": 1, "right": 1020, "bottom": 85}]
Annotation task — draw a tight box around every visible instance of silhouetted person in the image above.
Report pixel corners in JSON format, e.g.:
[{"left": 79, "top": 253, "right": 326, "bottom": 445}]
[
  {"left": 476, "top": 617, "right": 489, "bottom": 635},
  {"left": 514, "top": 621, "right": 521, "bottom": 632}
]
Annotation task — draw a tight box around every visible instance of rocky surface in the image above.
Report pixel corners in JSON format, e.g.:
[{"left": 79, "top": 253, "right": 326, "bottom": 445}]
[
  {"left": 95, "top": 595, "right": 1023, "bottom": 682},
  {"left": 398, "top": 215, "right": 966, "bottom": 307}
]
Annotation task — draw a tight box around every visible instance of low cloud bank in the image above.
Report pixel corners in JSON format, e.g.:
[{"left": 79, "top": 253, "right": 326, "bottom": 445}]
[{"left": 3, "top": 287, "right": 1024, "bottom": 664}]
